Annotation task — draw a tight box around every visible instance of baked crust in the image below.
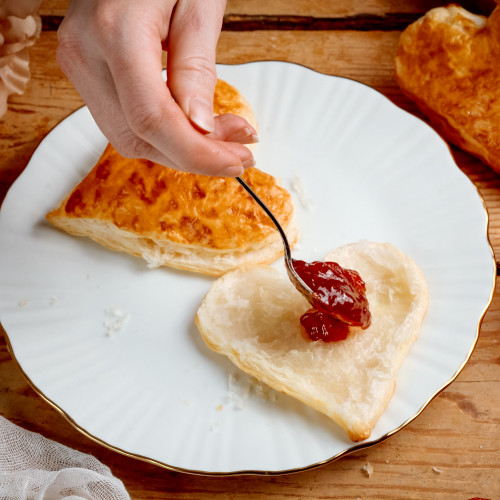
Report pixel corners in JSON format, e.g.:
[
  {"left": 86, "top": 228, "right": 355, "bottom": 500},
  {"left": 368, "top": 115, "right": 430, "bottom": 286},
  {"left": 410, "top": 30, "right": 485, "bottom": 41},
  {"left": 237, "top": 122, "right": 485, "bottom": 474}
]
[
  {"left": 46, "top": 79, "right": 298, "bottom": 275},
  {"left": 395, "top": 3, "right": 500, "bottom": 172},
  {"left": 213, "top": 78, "right": 257, "bottom": 129},
  {"left": 47, "top": 146, "right": 294, "bottom": 251}
]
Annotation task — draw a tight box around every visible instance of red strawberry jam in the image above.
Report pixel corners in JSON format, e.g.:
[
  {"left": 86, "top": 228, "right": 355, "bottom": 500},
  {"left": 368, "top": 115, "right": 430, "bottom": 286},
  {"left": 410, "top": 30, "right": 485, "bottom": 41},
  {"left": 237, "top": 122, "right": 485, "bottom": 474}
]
[{"left": 292, "top": 259, "right": 371, "bottom": 342}]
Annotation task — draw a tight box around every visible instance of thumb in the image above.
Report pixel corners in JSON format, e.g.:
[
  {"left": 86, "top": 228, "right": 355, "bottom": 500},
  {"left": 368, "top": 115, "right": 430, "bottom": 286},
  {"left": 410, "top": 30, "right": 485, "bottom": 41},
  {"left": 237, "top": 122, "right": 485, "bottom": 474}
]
[{"left": 166, "top": 1, "right": 226, "bottom": 133}]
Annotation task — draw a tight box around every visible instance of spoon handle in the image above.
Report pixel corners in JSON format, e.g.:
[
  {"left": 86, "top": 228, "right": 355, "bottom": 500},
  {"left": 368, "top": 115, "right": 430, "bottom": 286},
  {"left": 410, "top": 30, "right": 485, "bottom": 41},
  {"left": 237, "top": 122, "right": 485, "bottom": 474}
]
[{"left": 235, "top": 176, "right": 316, "bottom": 305}]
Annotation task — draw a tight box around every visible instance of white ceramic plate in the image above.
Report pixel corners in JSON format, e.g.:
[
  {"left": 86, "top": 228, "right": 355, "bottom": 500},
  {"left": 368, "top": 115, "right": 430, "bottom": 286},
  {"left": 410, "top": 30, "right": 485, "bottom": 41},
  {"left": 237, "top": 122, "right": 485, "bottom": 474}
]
[{"left": 0, "top": 61, "right": 495, "bottom": 474}]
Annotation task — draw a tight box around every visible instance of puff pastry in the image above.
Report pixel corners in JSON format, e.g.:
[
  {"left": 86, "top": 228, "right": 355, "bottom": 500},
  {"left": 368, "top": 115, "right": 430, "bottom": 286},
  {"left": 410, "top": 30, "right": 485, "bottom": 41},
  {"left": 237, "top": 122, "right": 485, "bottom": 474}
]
[
  {"left": 395, "top": 3, "right": 500, "bottom": 172},
  {"left": 46, "top": 79, "right": 298, "bottom": 275},
  {"left": 196, "top": 240, "right": 429, "bottom": 441}
]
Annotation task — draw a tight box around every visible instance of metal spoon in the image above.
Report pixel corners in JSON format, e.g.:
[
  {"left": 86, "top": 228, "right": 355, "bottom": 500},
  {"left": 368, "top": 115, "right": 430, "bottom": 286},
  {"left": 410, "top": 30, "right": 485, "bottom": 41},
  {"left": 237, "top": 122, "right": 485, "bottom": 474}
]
[{"left": 236, "top": 176, "right": 319, "bottom": 306}]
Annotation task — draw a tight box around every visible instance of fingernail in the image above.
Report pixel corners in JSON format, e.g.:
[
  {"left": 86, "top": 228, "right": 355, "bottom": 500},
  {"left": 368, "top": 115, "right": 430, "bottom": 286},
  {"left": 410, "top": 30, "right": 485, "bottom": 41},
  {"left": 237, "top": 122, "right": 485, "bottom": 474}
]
[
  {"left": 223, "top": 165, "right": 245, "bottom": 176},
  {"left": 228, "top": 127, "right": 260, "bottom": 144},
  {"left": 189, "top": 97, "right": 215, "bottom": 133},
  {"left": 242, "top": 156, "right": 256, "bottom": 169}
]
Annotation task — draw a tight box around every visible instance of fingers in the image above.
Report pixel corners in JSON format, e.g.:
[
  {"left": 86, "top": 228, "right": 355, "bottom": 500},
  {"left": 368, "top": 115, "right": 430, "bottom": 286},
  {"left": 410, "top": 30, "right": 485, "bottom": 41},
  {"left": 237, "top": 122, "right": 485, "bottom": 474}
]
[
  {"left": 57, "top": 0, "right": 256, "bottom": 177},
  {"left": 57, "top": 1, "right": 139, "bottom": 148},
  {"left": 210, "top": 114, "right": 259, "bottom": 144},
  {"left": 166, "top": 0, "right": 226, "bottom": 133},
  {"left": 57, "top": 1, "right": 161, "bottom": 161},
  {"left": 100, "top": 3, "right": 255, "bottom": 176},
  {"left": 104, "top": 30, "right": 250, "bottom": 175}
]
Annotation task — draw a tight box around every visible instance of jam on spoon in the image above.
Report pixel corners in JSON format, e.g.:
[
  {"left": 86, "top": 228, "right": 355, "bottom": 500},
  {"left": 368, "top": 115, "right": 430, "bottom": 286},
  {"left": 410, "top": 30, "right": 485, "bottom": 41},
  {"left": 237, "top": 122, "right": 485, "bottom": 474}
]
[{"left": 292, "top": 259, "right": 371, "bottom": 342}]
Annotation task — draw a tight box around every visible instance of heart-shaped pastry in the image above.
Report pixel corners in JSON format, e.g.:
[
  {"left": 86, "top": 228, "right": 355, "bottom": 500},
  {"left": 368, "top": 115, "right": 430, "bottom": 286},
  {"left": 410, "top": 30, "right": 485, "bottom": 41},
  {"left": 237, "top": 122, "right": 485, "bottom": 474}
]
[
  {"left": 395, "top": 3, "right": 500, "bottom": 172},
  {"left": 196, "top": 241, "right": 429, "bottom": 441}
]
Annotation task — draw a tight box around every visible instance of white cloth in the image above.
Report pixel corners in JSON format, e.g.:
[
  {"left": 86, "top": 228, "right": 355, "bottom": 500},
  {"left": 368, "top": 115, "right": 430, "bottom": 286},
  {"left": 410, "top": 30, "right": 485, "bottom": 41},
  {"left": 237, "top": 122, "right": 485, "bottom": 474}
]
[{"left": 0, "top": 416, "right": 130, "bottom": 500}]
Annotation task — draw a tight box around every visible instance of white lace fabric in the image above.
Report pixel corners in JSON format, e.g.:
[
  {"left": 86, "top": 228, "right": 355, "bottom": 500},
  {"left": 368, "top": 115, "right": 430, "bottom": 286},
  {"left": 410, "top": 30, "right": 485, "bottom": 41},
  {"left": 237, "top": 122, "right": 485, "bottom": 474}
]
[{"left": 0, "top": 416, "right": 130, "bottom": 500}]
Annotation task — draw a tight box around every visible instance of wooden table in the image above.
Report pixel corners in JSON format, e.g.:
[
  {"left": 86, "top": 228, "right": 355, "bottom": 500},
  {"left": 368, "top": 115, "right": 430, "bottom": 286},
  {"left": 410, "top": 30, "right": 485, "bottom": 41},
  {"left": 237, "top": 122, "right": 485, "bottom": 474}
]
[{"left": 1, "top": 1, "right": 499, "bottom": 498}]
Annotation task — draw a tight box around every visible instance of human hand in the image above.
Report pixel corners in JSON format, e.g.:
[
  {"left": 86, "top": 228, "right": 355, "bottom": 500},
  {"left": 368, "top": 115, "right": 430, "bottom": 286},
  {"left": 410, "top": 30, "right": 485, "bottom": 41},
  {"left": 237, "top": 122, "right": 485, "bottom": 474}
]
[{"left": 56, "top": 0, "right": 257, "bottom": 176}]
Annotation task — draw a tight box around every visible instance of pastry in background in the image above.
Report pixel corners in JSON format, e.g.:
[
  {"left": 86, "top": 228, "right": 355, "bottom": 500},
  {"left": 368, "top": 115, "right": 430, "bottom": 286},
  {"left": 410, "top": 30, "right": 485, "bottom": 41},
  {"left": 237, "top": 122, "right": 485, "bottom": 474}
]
[
  {"left": 395, "top": 3, "right": 500, "bottom": 173},
  {"left": 46, "top": 79, "right": 298, "bottom": 275}
]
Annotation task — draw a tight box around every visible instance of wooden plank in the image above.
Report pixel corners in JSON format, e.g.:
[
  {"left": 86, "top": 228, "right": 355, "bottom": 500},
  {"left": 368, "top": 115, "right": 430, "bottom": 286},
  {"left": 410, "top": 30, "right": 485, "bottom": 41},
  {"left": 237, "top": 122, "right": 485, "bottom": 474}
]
[
  {"left": 0, "top": 31, "right": 82, "bottom": 203},
  {"left": 39, "top": 3, "right": 496, "bottom": 33},
  {"left": 217, "top": 30, "right": 401, "bottom": 92},
  {"left": 225, "top": 0, "right": 496, "bottom": 16},
  {"left": 38, "top": 0, "right": 496, "bottom": 18},
  {"left": 39, "top": 1, "right": 498, "bottom": 39},
  {"left": 38, "top": 0, "right": 68, "bottom": 16},
  {"left": 225, "top": 0, "right": 447, "bottom": 16}
]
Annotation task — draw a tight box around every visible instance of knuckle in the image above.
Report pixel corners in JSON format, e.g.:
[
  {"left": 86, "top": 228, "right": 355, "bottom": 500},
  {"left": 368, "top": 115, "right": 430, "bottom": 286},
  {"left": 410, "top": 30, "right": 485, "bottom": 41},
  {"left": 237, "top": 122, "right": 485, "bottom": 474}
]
[
  {"left": 177, "top": 55, "right": 216, "bottom": 86},
  {"left": 91, "top": 2, "right": 121, "bottom": 40},
  {"left": 110, "top": 129, "right": 154, "bottom": 160},
  {"left": 114, "top": 136, "right": 153, "bottom": 160},
  {"left": 127, "top": 102, "right": 165, "bottom": 140},
  {"left": 68, "top": 3, "right": 125, "bottom": 51},
  {"left": 56, "top": 25, "right": 84, "bottom": 74}
]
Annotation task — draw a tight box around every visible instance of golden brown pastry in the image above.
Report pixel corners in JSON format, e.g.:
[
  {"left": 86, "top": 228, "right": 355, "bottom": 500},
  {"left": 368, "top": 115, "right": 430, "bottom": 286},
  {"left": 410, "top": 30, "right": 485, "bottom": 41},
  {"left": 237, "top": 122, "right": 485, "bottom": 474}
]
[
  {"left": 394, "top": 3, "right": 500, "bottom": 172},
  {"left": 212, "top": 78, "right": 257, "bottom": 130},
  {"left": 46, "top": 80, "right": 298, "bottom": 275}
]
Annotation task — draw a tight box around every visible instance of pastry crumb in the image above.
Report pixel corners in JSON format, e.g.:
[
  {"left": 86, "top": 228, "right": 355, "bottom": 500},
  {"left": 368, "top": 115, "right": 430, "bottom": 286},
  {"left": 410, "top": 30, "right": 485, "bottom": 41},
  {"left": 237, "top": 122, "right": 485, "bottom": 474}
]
[
  {"left": 17, "top": 300, "right": 29, "bottom": 307},
  {"left": 227, "top": 373, "right": 251, "bottom": 410},
  {"left": 432, "top": 466, "right": 443, "bottom": 474},
  {"left": 253, "top": 380, "right": 277, "bottom": 403},
  {"left": 291, "top": 172, "right": 314, "bottom": 210},
  {"left": 226, "top": 373, "right": 279, "bottom": 410},
  {"left": 209, "top": 420, "right": 221, "bottom": 432},
  {"left": 362, "top": 462, "right": 374, "bottom": 477},
  {"left": 103, "top": 307, "right": 131, "bottom": 337}
]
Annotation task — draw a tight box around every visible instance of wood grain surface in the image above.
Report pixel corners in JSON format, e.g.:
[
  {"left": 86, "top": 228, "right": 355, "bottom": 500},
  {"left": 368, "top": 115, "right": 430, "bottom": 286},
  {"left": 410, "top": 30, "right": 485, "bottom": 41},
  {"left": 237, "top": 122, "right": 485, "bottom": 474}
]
[{"left": 1, "top": 1, "right": 499, "bottom": 498}]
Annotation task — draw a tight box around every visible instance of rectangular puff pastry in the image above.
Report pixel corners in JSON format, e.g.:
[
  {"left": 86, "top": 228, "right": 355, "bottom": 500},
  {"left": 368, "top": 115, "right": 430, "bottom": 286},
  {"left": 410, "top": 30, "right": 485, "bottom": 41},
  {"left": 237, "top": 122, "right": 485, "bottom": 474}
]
[{"left": 46, "top": 80, "right": 298, "bottom": 275}]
